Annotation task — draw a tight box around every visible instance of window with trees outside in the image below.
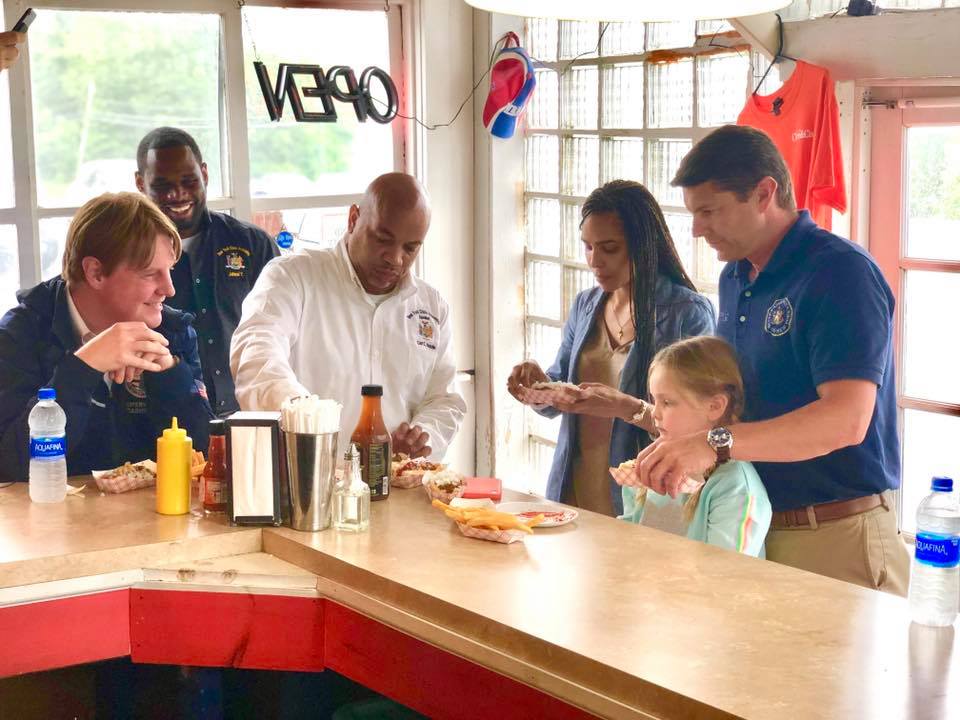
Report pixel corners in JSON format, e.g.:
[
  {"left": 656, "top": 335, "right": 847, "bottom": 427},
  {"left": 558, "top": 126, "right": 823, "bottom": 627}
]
[
  {"left": 519, "top": 18, "right": 750, "bottom": 494},
  {"left": 0, "top": 1, "right": 407, "bottom": 311}
]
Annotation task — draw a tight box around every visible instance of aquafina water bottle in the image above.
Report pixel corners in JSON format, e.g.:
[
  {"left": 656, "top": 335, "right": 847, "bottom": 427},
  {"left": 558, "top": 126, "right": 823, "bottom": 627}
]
[
  {"left": 908, "top": 476, "right": 960, "bottom": 627},
  {"left": 28, "top": 387, "right": 67, "bottom": 503}
]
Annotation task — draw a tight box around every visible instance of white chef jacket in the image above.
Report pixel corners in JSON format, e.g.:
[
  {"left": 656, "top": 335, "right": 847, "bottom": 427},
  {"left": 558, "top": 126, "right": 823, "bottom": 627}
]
[{"left": 230, "top": 238, "right": 466, "bottom": 460}]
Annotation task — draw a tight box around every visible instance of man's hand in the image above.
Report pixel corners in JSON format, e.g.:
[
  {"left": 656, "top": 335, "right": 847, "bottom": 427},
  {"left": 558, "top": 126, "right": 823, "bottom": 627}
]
[
  {"left": 0, "top": 32, "right": 24, "bottom": 72},
  {"left": 506, "top": 361, "right": 549, "bottom": 402},
  {"left": 114, "top": 351, "right": 178, "bottom": 384},
  {"left": 634, "top": 432, "right": 716, "bottom": 498},
  {"left": 392, "top": 423, "right": 431, "bottom": 459},
  {"left": 74, "top": 322, "right": 172, "bottom": 382}
]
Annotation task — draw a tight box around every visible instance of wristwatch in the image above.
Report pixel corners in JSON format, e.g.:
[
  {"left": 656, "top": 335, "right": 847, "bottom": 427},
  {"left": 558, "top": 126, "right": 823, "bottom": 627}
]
[{"left": 706, "top": 426, "right": 733, "bottom": 464}]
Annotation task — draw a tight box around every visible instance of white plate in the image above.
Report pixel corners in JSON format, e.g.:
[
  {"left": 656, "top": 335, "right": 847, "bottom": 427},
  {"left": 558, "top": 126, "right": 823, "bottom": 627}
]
[{"left": 496, "top": 501, "right": 579, "bottom": 528}]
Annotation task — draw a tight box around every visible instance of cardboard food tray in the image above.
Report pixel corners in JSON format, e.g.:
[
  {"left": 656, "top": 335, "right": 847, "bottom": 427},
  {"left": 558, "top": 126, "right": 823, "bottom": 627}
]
[
  {"left": 521, "top": 386, "right": 580, "bottom": 406},
  {"left": 608, "top": 465, "right": 635, "bottom": 486},
  {"left": 422, "top": 476, "right": 465, "bottom": 504},
  {"left": 456, "top": 521, "right": 527, "bottom": 544},
  {"left": 92, "top": 460, "right": 157, "bottom": 493}
]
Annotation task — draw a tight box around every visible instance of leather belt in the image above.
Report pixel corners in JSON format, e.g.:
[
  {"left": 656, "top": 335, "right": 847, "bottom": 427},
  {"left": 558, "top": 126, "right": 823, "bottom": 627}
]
[{"left": 771, "top": 493, "right": 887, "bottom": 529}]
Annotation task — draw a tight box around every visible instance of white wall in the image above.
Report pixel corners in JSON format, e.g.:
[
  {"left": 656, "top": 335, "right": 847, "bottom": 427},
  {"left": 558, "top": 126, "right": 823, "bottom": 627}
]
[
  {"left": 415, "top": 0, "right": 477, "bottom": 472},
  {"left": 472, "top": 11, "right": 526, "bottom": 480}
]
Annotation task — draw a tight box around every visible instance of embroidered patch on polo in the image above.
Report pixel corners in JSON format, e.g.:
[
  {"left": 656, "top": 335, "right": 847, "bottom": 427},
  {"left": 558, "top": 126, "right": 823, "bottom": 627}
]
[
  {"left": 764, "top": 297, "right": 794, "bottom": 337},
  {"left": 406, "top": 308, "right": 438, "bottom": 350}
]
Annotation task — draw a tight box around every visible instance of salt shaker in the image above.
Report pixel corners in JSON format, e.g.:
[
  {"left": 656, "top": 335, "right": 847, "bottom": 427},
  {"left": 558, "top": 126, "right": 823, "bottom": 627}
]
[{"left": 333, "top": 444, "right": 370, "bottom": 533}]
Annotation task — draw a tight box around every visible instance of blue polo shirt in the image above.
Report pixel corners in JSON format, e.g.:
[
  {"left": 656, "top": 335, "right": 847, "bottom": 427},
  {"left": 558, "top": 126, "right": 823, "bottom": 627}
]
[{"left": 717, "top": 211, "right": 900, "bottom": 512}]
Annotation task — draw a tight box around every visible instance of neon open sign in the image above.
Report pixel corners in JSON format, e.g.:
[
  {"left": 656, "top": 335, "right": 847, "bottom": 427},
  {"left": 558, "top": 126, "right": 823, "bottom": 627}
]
[{"left": 253, "top": 62, "right": 399, "bottom": 123}]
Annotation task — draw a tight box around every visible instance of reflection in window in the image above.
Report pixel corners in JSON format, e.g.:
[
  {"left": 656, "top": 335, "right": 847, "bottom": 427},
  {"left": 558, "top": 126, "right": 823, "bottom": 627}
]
[
  {"left": 38, "top": 217, "right": 72, "bottom": 283},
  {"left": 0, "top": 225, "right": 19, "bottom": 312},
  {"left": 902, "top": 271, "right": 960, "bottom": 406},
  {"left": 252, "top": 207, "right": 349, "bottom": 251},
  {"left": 906, "top": 126, "right": 960, "bottom": 262},
  {"left": 0, "top": 72, "right": 13, "bottom": 208}
]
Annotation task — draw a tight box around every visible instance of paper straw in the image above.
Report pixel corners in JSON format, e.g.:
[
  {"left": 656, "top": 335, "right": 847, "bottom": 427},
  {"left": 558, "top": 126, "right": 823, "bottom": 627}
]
[{"left": 281, "top": 395, "right": 342, "bottom": 435}]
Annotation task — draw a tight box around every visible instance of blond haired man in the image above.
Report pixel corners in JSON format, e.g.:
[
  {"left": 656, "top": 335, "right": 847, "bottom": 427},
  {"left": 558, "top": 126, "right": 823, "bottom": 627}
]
[{"left": 0, "top": 192, "right": 212, "bottom": 481}]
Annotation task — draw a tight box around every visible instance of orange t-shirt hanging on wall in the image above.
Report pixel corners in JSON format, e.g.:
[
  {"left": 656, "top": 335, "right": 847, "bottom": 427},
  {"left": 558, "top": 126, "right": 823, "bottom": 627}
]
[{"left": 737, "top": 61, "right": 846, "bottom": 230}]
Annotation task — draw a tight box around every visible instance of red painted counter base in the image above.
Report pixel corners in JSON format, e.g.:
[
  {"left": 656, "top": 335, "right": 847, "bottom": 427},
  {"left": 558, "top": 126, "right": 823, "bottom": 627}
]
[{"left": 0, "top": 589, "right": 599, "bottom": 720}]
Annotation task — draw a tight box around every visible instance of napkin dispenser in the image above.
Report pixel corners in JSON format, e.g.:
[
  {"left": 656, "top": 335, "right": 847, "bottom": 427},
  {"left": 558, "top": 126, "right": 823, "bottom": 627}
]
[{"left": 226, "top": 411, "right": 286, "bottom": 526}]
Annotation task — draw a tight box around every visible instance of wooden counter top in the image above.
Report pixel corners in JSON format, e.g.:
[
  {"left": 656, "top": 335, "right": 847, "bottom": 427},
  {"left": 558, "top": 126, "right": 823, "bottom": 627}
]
[
  {"left": 0, "top": 482, "right": 955, "bottom": 720},
  {"left": 0, "top": 482, "right": 258, "bottom": 589}
]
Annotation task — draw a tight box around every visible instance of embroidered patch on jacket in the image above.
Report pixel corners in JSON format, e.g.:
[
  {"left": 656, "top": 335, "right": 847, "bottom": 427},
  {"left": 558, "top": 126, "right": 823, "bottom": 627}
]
[
  {"left": 225, "top": 252, "right": 245, "bottom": 273},
  {"left": 123, "top": 375, "right": 148, "bottom": 415},
  {"left": 764, "top": 297, "right": 794, "bottom": 337},
  {"left": 217, "top": 245, "right": 251, "bottom": 279},
  {"left": 407, "top": 309, "right": 438, "bottom": 350},
  {"left": 125, "top": 375, "right": 147, "bottom": 399}
]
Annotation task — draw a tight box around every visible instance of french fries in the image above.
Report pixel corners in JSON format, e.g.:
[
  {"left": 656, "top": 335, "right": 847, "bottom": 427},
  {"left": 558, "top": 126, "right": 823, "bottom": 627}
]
[
  {"left": 190, "top": 450, "right": 206, "bottom": 478},
  {"left": 431, "top": 499, "right": 545, "bottom": 534}
]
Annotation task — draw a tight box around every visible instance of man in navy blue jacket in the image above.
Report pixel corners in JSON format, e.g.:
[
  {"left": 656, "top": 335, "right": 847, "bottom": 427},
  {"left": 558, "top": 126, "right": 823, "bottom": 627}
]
[
  {"left": 136, "top": 127, "right": 280, "bottom": 416},
  {"left": 0, "top": 192, "right": 212, "bottom": 482}
]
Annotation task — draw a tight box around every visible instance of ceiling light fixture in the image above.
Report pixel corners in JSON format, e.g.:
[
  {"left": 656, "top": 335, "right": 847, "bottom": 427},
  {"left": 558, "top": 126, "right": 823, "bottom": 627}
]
[{"left": 462, "top": 0, "right": 791, "bottom": 22}]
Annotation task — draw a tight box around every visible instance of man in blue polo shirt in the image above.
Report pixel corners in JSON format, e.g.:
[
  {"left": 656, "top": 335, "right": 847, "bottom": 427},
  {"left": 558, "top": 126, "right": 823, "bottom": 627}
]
[{"left": 632, "top": 125, "right": 909, "bottom": 595}]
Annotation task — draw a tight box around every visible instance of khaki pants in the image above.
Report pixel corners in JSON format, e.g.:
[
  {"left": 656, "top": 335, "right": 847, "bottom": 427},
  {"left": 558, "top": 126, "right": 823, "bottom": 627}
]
[{"left": 765, "top": 492, "right": 911, "bottom": 597}]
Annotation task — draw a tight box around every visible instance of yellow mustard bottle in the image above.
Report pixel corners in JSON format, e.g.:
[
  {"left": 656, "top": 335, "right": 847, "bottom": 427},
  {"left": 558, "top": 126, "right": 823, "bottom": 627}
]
[{"left": 156, "top": 417, "right": 192, "bottom": 515}]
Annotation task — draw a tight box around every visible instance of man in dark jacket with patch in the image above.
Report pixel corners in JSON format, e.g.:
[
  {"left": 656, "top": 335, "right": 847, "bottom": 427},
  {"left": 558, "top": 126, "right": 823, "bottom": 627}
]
[
  {"left": 135, "top": 127, "right": 280, "bottom": 416},
  {"left": 0, "top": 192, "right": 212, "bottom": 482}
]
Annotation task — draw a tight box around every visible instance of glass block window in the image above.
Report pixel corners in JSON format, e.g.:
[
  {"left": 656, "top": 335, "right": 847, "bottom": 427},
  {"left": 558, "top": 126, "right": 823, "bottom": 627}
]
[{"left": 520, "top": 18, "right": 749, "bottom": 491}]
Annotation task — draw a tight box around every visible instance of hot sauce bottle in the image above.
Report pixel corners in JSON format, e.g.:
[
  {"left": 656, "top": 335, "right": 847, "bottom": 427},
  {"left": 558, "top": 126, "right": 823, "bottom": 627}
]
[
  {"left": 350, "top": 385, "right": 391, "bottom": 501},
  {"left": 202, "top": 419, "right": 228, "bottom": 514}
]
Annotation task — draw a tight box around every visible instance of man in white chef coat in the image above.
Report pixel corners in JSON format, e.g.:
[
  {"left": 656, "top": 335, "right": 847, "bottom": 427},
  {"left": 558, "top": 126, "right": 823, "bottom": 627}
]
[{"left": 230, "top": 172, "right": 465, "bottom": 460}]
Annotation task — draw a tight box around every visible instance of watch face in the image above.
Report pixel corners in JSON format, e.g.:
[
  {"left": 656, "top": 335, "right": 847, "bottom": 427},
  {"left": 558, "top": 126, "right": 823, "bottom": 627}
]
[{"left": 709, "top": 427, "right": 733, "bottom": 448}]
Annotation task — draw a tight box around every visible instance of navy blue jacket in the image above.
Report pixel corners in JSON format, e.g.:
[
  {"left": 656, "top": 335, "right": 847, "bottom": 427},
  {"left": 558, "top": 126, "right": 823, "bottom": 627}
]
[
  {"left": 167, "top": 210, "right": 279, "bottom": 415},
  {"left": 540, "top": 278, "right": 716, "bottom": 515},
  {"left": 0, "top": 278, "right": 213, "bottom": 482}
]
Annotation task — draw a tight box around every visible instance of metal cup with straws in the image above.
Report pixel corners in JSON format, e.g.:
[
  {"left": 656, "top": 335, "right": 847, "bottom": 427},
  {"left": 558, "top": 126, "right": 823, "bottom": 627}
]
[{"left": 280, "top": 395, "right": 342, "bottom": 532}]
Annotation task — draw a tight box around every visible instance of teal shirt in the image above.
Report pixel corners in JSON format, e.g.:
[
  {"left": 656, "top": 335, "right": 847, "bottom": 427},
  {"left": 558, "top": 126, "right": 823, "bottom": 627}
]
[{"left": 619, "top": 460, "right": 772, "bottom": 557}]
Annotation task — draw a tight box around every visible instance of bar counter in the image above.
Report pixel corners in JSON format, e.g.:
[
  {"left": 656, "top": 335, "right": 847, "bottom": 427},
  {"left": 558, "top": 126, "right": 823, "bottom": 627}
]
[{"left": 0, "top": 481, "right": 955, "bottom": 720}]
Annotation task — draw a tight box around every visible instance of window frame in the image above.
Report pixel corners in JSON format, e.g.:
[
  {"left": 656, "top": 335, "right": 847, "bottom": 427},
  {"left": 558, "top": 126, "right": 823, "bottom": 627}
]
[
  {"left": 868, "top": 95, "right": 960, "bottom": 534},
  {"left": 1, "top": 0, "right": 415, "bottom": 290}
]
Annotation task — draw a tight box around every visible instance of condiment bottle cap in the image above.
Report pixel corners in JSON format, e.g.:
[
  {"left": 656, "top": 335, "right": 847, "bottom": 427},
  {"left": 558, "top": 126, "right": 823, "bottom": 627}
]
[{"left": 162, "top": 417, "right": 187, "bottom": 441}]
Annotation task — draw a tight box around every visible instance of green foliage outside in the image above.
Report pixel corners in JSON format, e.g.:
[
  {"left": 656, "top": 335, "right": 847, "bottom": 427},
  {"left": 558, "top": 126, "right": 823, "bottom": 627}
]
[
  {"left": 909, "top": 128, "right": 960, "bottom": 221},
  {"left": 28, "top": 11, "right": 351, "bottom": 199},
  {"left": 244, "top": 50, "right": 353, "bottom": 188}
]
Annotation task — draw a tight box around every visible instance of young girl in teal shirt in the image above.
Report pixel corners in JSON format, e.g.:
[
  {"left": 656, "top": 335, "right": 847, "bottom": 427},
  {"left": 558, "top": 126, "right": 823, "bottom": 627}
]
[{"left": 616, "top": 336, "right": 771, "bottom": 556}]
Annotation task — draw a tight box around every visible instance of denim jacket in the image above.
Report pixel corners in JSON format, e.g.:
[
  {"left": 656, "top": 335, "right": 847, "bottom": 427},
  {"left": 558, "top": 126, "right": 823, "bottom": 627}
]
[{"left": 539, "top": 276, "right": 716, "bottom": 514}]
